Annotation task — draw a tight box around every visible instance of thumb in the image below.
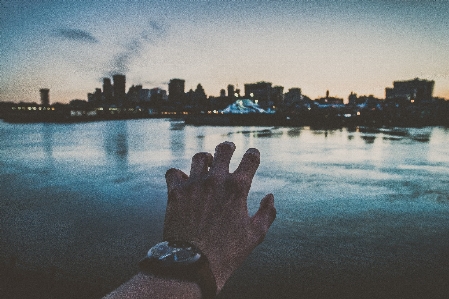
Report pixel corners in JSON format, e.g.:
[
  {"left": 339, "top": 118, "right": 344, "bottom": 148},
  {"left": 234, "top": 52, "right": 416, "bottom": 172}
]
[{"left": 250, "top": 193, "right": 276, "bottom": 245}]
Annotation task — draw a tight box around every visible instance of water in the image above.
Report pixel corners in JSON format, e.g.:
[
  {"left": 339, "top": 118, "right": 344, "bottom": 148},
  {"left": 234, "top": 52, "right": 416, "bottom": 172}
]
[{"left": 1, "top": 119, "right": 449, "bottom": 298}]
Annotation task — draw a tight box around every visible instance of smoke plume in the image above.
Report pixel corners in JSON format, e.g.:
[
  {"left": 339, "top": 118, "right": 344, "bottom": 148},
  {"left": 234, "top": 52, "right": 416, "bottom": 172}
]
[{"left": 105, "top": 21, "right": 167, "bottom": 77}]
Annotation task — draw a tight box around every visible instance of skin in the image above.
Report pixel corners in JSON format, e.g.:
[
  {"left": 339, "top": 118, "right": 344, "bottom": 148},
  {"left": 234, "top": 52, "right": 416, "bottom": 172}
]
[
  {"left": 104, "top": 141, "right": 276, "bottom": 298},
  {"left": 164, "top": 141, "right": 277, "bottom": 293}
]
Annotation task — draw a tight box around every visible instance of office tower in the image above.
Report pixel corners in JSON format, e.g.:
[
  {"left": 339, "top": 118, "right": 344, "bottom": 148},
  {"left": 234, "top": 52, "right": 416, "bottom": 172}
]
[
  {"left": 168, "top": 78, "right": 185, "bottom": 105},
  {"left": 244, "top": 82, "right": 272, "bottom": 107},
  {"left": 40, "top": 88, "right": 50, "bottom": 106},
  {"left": 94, "top": 88, "right": 102, "bottom": 103},
  {"left": 103, "top": 78, "right": 113, "bottom": 104},
  {"left": 227, "top": 84, "right": 235, "bottom": 99},
  {"left": 113, "top": 74, "right": 126, "bottom": 106}
]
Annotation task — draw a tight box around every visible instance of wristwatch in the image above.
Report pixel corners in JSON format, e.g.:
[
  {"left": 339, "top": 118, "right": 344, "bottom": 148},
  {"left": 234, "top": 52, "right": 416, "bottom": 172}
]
[{"left": 139, "top": 241, "right": 217, "bottom": 298}]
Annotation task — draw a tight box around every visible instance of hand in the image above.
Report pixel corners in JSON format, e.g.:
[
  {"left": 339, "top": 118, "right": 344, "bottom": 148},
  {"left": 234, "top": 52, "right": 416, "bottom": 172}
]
[{"left": 163, "top": 141, "right": 276, "bottom": 292}]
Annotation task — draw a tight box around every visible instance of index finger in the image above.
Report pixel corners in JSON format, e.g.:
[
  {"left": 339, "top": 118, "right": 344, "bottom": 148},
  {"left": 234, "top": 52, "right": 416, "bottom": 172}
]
[{"left": 209, "top": 141, "right": 236, "bottom": 175}]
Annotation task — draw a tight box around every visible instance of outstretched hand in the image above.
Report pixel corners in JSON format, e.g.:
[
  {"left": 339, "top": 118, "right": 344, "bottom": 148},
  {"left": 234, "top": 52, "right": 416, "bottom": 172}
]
[{"left": 163, "top": 141, "right": 276, "bottom": 292}]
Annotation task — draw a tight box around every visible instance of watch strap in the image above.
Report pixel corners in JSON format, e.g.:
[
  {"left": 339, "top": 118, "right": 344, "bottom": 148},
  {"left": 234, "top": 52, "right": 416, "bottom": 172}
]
[{"left": 139, "top": 246, "right": 217, "bottom": 298}]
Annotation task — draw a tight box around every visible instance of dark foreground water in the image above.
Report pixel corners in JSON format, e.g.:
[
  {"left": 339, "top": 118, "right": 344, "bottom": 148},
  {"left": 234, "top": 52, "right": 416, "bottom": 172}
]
[{"left": 1, "top": 119, "right": 449, "bottom": 298}]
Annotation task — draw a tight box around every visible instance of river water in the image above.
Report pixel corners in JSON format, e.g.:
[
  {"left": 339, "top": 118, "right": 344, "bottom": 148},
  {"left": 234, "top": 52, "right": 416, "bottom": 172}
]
[{"left": 1, "top": 119, "right": 448, "bottom": 298}]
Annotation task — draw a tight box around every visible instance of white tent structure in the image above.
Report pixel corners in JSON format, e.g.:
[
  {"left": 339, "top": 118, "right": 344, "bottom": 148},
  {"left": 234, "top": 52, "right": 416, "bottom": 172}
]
[{"left": 220, "top": 99, "right": 274, "bottom": 114}]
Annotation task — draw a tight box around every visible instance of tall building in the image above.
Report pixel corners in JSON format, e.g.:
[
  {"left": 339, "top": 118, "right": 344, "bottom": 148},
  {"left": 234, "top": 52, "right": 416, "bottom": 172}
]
[
  {"left": 103, "top": 78, "right": 113, "bottom": 104},
  {"left": 244, "top": 82, "right": 273, "bottom": 108},
  {"left": 113, "top": 74, "right": 126, "bottom": 106},
  {"left": 386, "top": 78, "right": 434, "bottom": 103},
  {"left": 168, "top": 78, "right": 185, "bottom": 105},
  {"left": 40, "top": 88, "right": 49, "bottom": 106},
  {"left": 227, "top": 84, "right": 235, "bottom": 99},
  {"left": 271, "top": 86, "right": 284, "bottom": 107}
]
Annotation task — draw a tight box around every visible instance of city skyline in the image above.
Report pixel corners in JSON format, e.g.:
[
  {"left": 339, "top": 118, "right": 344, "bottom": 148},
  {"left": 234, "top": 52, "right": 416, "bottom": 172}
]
[{"left": 1, "top": 0, "right": 449, "bottom": 104}]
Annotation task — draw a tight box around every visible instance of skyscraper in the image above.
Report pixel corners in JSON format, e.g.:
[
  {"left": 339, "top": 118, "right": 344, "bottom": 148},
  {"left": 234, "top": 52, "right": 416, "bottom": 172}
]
[
  {"left": 244, "top": 82, "right": 272, "bottom": 108},
  {"left": 103, "top": 78, "right": 113, "bottom": 104},
  {"left": 113, "top": 74, "right": 126, "bottom": 106},
  {"left": 227, "top": 84, "right": 235, "bottom": 99},
  {"left": 40, "top": 88, "right": 49, "bottom": 106},
  {"left": 168, "top": 78, "right": 185, "bottom": 106}
]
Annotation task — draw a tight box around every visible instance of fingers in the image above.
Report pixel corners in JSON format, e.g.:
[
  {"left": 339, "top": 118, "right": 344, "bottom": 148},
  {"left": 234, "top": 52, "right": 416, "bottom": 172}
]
[
  {"left": 234, "top": 148, "right": 260, "bottom": 182},
  {"left": 250, "top": 193, "right": 276, "bottom": 244},
  {"left": 209, "top": 141, "right": 236, "bottom": 175},
  {"left": 165, "top": 168, "right": 188, "bottom": 194},
  {"left": 190, "top": 152, "right": 213, "bottom": 179}
]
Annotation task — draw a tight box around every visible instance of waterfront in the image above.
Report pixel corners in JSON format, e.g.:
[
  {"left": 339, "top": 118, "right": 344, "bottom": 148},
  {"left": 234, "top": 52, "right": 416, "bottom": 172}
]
[{"left": 1, "top": 119, "right": 449, "bottom": 298}]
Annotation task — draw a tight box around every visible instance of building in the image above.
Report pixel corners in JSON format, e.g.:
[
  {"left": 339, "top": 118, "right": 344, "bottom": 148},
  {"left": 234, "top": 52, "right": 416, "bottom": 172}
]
[
  {"left": 149, "top": 88, "right": 167, "bottom": 106},
  {"left": 113, "top": 74, "right": 126, "bottom": 106},
  {"left": 40, "top": 88, "right": 50, "bottom": 106},
  {"left": 103, "top": 78, "right": 113, "bottom": 104},
  {"left": 284, "top": 88, "right": 303, "bottom": 106},
  {"left": 168, "top": 78, "right": 185, "bottom": 106},
  {"left": 315, "top": 90, "right": 344, "bottom": 105},
  {"left": 244, "top": 82, "right": 273, "bottom": 108},
  {"left": 244, "top": 82, "right": 285, "bottom": 109},
  {"left": 139, "top": 89, "right": 151, "bottom": 103},
  {"left": 227, "top": 84, "right": 235, "bottom": 99},
  {"left": 386, "top": 78, "right": 434, "bottom": 103},
  {"left": 271, "top": 86, "right": 284, "bottom": 108},
  {"left": 126, "top": 85, "right": 143, "bottom": 105}
]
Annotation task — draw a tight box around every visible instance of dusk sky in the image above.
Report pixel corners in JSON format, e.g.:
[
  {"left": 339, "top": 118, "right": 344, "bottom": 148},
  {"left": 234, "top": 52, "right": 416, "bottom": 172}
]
[{"left": 1, "top": 0, "right": 449, "bottom": 104}]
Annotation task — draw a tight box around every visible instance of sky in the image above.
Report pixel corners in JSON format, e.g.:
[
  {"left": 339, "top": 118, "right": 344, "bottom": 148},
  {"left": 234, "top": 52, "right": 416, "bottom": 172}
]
[{"left": 1, "top": 0, "right": 449, "bottom": 104}]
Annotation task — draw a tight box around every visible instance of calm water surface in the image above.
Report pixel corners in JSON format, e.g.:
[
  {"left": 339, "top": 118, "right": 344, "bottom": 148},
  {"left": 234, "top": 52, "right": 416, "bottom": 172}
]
[{"left": 1, "top": 119, "right": 449, "bottom": 298}]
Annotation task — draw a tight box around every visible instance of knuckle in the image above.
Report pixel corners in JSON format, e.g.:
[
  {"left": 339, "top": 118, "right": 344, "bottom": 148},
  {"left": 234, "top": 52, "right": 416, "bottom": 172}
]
[
  {"left": 192, "top": 152, "right": 208, "bottom": 162},
  {"left": 230, "top": 174, "right": 251, "bottom": 192}
]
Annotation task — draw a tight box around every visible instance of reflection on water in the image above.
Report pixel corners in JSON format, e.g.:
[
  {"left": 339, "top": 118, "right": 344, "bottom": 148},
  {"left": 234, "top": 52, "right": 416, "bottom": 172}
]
[
  {"left": 361, "top": 135, "right": 376, "bottom": 143},
  {"left": 170, "top": 121, "right": 185, "bottom": 157},
  {"left": 42, "top": 124, "right": 54, "bottom": 160},
  {"left": 104, "top": 121, "right": 129, "bottom": 165},
  {"left": 287, "top": 127, "right": 301, "bottom": 137}
]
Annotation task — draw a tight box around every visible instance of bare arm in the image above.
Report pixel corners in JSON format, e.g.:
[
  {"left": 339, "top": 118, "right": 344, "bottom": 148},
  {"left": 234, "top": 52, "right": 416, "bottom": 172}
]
[{"left": 103, "top": 273, "right": 201, "bottom": 299}]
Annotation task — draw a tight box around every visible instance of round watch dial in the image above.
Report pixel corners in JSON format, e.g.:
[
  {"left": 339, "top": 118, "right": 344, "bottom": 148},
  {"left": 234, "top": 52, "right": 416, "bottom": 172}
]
[{"left": 147, "top": 241, "right": 201, "bottom": 265}]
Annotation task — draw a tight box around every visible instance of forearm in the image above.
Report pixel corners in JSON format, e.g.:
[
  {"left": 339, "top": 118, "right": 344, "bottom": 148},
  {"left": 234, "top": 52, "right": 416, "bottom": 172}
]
[{"left": 103, "top": 272, "right": 202, "bottom": 299}]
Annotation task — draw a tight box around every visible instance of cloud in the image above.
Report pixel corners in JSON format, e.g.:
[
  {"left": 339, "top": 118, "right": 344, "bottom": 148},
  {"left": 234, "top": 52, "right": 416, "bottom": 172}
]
[
  {"left": 54, "top": 28, "right": 98, "bottom": 43},
  {"left": 105, "top": 21, "right": 167, "bottom": 77}
]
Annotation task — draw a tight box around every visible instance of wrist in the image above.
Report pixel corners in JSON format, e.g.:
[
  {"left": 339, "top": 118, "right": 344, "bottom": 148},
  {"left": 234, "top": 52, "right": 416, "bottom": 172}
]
[
  {"left": 139, "top": 241, "right": 217, "bottom": 298},
  {"left": 191, "top": 240, "right": 236, "bottom": 293}
]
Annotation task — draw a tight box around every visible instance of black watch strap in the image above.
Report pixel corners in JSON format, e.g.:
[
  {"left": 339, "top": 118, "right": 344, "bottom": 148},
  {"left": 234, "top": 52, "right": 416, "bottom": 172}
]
[{"left": 139, "top": 243, "right": 217, "bottom": 298}]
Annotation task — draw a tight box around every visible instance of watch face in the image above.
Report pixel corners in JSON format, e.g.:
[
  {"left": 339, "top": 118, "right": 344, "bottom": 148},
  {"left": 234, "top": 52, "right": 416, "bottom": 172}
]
[{"left": 147, "top": 241, "right": 201, "bottom": 265}]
